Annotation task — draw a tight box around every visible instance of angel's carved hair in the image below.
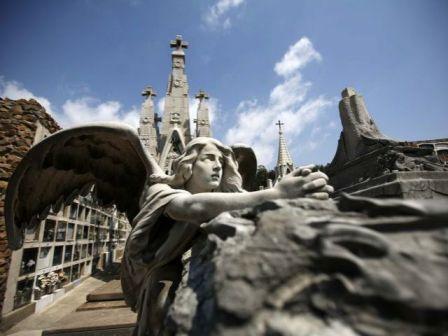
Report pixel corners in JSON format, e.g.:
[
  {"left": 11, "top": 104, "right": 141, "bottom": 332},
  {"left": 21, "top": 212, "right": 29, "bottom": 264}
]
[{"left": 170, "top": 137, "right": 244, "bottom": 193}]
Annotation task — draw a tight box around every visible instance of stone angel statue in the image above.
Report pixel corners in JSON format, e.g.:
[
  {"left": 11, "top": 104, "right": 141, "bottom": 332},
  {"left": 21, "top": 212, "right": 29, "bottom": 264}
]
[{"left": 4, "top": 123, "right": 333, "bottom": 336}]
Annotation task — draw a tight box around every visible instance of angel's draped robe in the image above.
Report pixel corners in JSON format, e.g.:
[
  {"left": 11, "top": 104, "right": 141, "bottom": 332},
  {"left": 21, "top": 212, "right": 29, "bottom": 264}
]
[{"left": 121, "top": 183, "right": 198, "bottom": 335}]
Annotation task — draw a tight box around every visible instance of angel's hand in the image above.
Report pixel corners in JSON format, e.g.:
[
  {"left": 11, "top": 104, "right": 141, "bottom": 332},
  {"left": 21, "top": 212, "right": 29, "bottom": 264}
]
[
  {"left": 305, "top": 184, "right": 334, "bottom": 200},
  {"left": 274, "top": 166, "right": 331, "bottom": 200}
]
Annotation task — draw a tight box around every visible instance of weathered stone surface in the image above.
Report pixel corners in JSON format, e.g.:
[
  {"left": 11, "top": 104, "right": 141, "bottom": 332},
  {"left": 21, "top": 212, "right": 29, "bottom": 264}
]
[
  {"left": 164, "top": 197, "right": 448, "bottom": 336},
  {"left": 76, "top": 300, "right": 128, "bottom": 311},
  {"left": 86, "top": 280, "right": 124, "bottom": 302},
  {"left": 0, "top": 97, "right": 60, "bottom": 319},
  {"left": 41, "top": 307, "right": 136, "bottom": 336},
  {"left": 326, "top": 89, "right": 448, "bottom": 198}
]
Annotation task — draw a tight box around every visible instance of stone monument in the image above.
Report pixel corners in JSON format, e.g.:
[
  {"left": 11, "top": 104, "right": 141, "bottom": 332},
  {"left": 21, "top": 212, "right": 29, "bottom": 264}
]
[
  {"left": 326, "top": 88, "right": 448, "bottom": 199},
  {"left": 4, "top": 123, "right": 333, "bottom": 335}
]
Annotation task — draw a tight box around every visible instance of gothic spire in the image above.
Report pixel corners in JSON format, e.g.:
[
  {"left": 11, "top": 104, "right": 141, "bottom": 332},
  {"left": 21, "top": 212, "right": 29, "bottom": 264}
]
[
  {"left": 275, "top": 120, "right": 294, "bottom": 181},
  {"left": 194, "top": 90, "right": 212, "bottom": 138},
  {"left": 159, "top": 35, "right": 191, "bottom": 173},
  {"left": 138, "top": 86, "right": 159, "bottom": 158}
]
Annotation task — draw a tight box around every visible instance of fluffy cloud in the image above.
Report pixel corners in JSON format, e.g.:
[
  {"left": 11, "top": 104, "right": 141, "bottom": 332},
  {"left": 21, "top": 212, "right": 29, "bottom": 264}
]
[
  {"left": 203, "top": 0, "right": 245, "bottom": 30},
  {"left": 274, "top": 37, "right": 322, "bottom": 77},
  {"left": 60, "top": 97, "right": 139, "bottom": 128},
  {"left": 0, "top": 78, "right": 54, "bottom": 115},
  {"left": 157, "top": 97, "right": 166, "bottom": 116},
  {"left": 225, "top": 37, "right": 332, "bottom": 167},
  {"left": 1, "top": 77, "right": 219, "bottom": 137},
  {"left": 0, "top": 78, "right": 139, "bottom": 129}
]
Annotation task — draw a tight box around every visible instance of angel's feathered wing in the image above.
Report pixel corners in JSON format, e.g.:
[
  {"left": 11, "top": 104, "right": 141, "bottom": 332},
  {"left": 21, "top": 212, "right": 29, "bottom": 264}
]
[
  {"left": 5, "top": 122, "right": 162, "bottom": 250},
  {"left": 231, "top": 144, "right": 257, "bottom": 191}
]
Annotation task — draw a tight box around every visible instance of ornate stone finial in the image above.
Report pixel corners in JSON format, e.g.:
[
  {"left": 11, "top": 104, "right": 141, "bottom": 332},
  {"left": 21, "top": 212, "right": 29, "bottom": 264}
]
[
  {"left": 195, "top": 90, "right": 209, "bottom": 100},
  {"left": 170, "top": 35, "right": 189, "bottom": 51},
  {"left": 142, "top": 86, "right": 157, "bottom": 98}
]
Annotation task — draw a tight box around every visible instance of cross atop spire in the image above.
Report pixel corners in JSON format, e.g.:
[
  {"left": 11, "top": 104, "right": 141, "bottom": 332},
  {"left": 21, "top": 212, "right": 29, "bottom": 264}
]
[
  {"left": 142, "top": 86, "right": 157, "bottom": 98},
  {"left": 170, "top": 35, "right": 188, "bottom": 52},
  {"left": 276, "top": 120, "right": 294, "bottom": 182},
  {"left": 195, "top": 89, "right": 209, "bottom": 100},
  {"left": 194, "top": 90, "right": 212, "bottom": 137},
  {"left": 276, "top": 120, "right": 284, "bottom": 133}
]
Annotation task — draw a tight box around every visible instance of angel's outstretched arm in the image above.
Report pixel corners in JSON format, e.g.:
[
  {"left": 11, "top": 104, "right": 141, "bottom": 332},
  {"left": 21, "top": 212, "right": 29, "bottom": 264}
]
[{"left": 166, "top": 169, "right": 333, "bottom": 224}]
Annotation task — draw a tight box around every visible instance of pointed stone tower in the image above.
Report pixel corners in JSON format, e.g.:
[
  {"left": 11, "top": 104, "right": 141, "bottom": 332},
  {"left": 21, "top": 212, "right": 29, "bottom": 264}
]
[
  {"left": 194, "top": 90, "right": 212, "bottom": 138},
  {"left": 159, "top": 35, "right": 192, "bottom": 173},
  {"left": 275, "top": 120, "right": 294, "bottom": 182},
  {"left": 138, "top": 86, "right": 159, "bottom": 158}
]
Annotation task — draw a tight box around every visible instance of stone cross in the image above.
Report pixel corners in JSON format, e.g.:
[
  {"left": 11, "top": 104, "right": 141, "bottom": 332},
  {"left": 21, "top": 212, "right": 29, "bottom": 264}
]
[
  {"left": 142, "top": 86, "right": 157, "bottom": 98},
  {"left": 170, "top": 35, "right": 189, "bottom": 51},
  {"left": 195, "top": 90, "right": 209, "bottom": 100},
  {"left": 276, "top": 120, "right": 284, "bottom": 133}
]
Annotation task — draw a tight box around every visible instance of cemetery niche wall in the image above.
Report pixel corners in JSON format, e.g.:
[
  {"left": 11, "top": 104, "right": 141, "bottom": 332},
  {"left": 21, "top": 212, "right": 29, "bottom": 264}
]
[{"left": 0, "top": 98, "right": 131, "bottom": 328}]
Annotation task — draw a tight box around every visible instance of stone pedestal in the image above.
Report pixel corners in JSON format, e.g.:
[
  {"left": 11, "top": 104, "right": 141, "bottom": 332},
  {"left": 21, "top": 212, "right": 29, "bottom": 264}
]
[{"left": 335, "top": 171, "right": 448, "bottom": 199}]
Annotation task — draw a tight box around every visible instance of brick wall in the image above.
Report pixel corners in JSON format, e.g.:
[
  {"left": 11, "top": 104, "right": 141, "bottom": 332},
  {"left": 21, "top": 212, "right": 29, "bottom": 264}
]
[{"left": 0, "top": 98, "right": 60, "bottom": 317}]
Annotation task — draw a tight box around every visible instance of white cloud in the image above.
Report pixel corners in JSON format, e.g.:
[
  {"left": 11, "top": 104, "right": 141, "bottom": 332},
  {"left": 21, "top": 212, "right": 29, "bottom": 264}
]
[
  {"left": 157, "top": 97, "right": 165, "bottom": 117},
  {"left": 60, "top": 97, "right": 139, "bottom": 128},
  {"left": 225, "top": 37, "right": 332, "bottom": 167},
  {"left": 203, "top": 0, "right": 245, "bottom": 30},
  {"left": 189, "top": 97, "right": 199, "bottom": 133},
  {"left": 0, "top": 78, "right": 139, "bottom": 129},
  {"left": 269, "top": 74, "right": 310, "bottom": 110},
  {"left": 0, "top": 78, "right": 54, "bottom": 115},
  {"left": 274, "top": 37, "right": 322, "bottom": 78}
]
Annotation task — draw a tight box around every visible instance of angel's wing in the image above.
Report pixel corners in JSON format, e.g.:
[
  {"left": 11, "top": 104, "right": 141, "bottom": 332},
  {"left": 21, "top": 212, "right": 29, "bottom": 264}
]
[
  {"left": 5, "top": 122, "right": 162, "bottom": 250},
  {"left": 231, "top": 144, "right": 257, "bottom": 191}
]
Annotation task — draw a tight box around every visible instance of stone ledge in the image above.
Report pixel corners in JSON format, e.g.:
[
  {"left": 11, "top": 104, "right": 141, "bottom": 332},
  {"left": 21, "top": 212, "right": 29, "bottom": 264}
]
[
  {"left": 42, "top": 307, "right": 136, "bottom": 336},
  {"left": 85, "top": 279, "right": 123, "bottom": 302},
  {"left": 0, "top": 301, "right": 36, "bottom": 332},
  {"left": 335, "top": 171, "right": 448, "bottom": 199},
  {"left": 76, "top": 300, "right": 128, "bottom": 311}
]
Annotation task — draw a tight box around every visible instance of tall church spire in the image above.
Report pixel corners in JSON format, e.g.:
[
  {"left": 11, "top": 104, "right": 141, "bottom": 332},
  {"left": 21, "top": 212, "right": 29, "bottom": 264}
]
[
  {"left": 138, "top": 86, "right": 159, "bottom": 158},
  {"left": 275, "top": 120, "right": 294, "bottom": 181},
  {"left": 159, "top": 35, "right": 192, "bottom": 173},
  {"left": 194, "top": 90, "right": 212, "bottom": 138}
]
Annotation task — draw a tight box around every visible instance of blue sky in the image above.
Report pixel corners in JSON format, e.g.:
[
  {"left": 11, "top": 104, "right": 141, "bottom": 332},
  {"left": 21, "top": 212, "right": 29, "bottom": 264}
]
[{"left": 1, "top": 0, "right": 447, "bottom": 168}]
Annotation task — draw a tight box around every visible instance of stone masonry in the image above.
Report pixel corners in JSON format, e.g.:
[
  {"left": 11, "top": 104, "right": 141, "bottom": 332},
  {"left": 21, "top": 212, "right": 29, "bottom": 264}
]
[{"left": 0, "top": 98, "right": 60, "bottom": 319}]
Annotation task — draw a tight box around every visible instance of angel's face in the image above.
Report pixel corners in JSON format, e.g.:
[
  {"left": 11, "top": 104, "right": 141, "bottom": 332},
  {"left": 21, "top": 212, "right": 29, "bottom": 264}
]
[{"left": 186, "top": 143, "right": 224, "bottom": 193}]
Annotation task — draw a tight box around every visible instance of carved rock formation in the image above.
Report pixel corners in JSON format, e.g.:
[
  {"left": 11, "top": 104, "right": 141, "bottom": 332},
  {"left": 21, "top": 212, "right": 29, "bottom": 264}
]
[
  {"left": 163, "top": 196, "right": 448, "bottom": 336},
  {"left": 326, "top": 88, "right": 448, "bottom": 197}
]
